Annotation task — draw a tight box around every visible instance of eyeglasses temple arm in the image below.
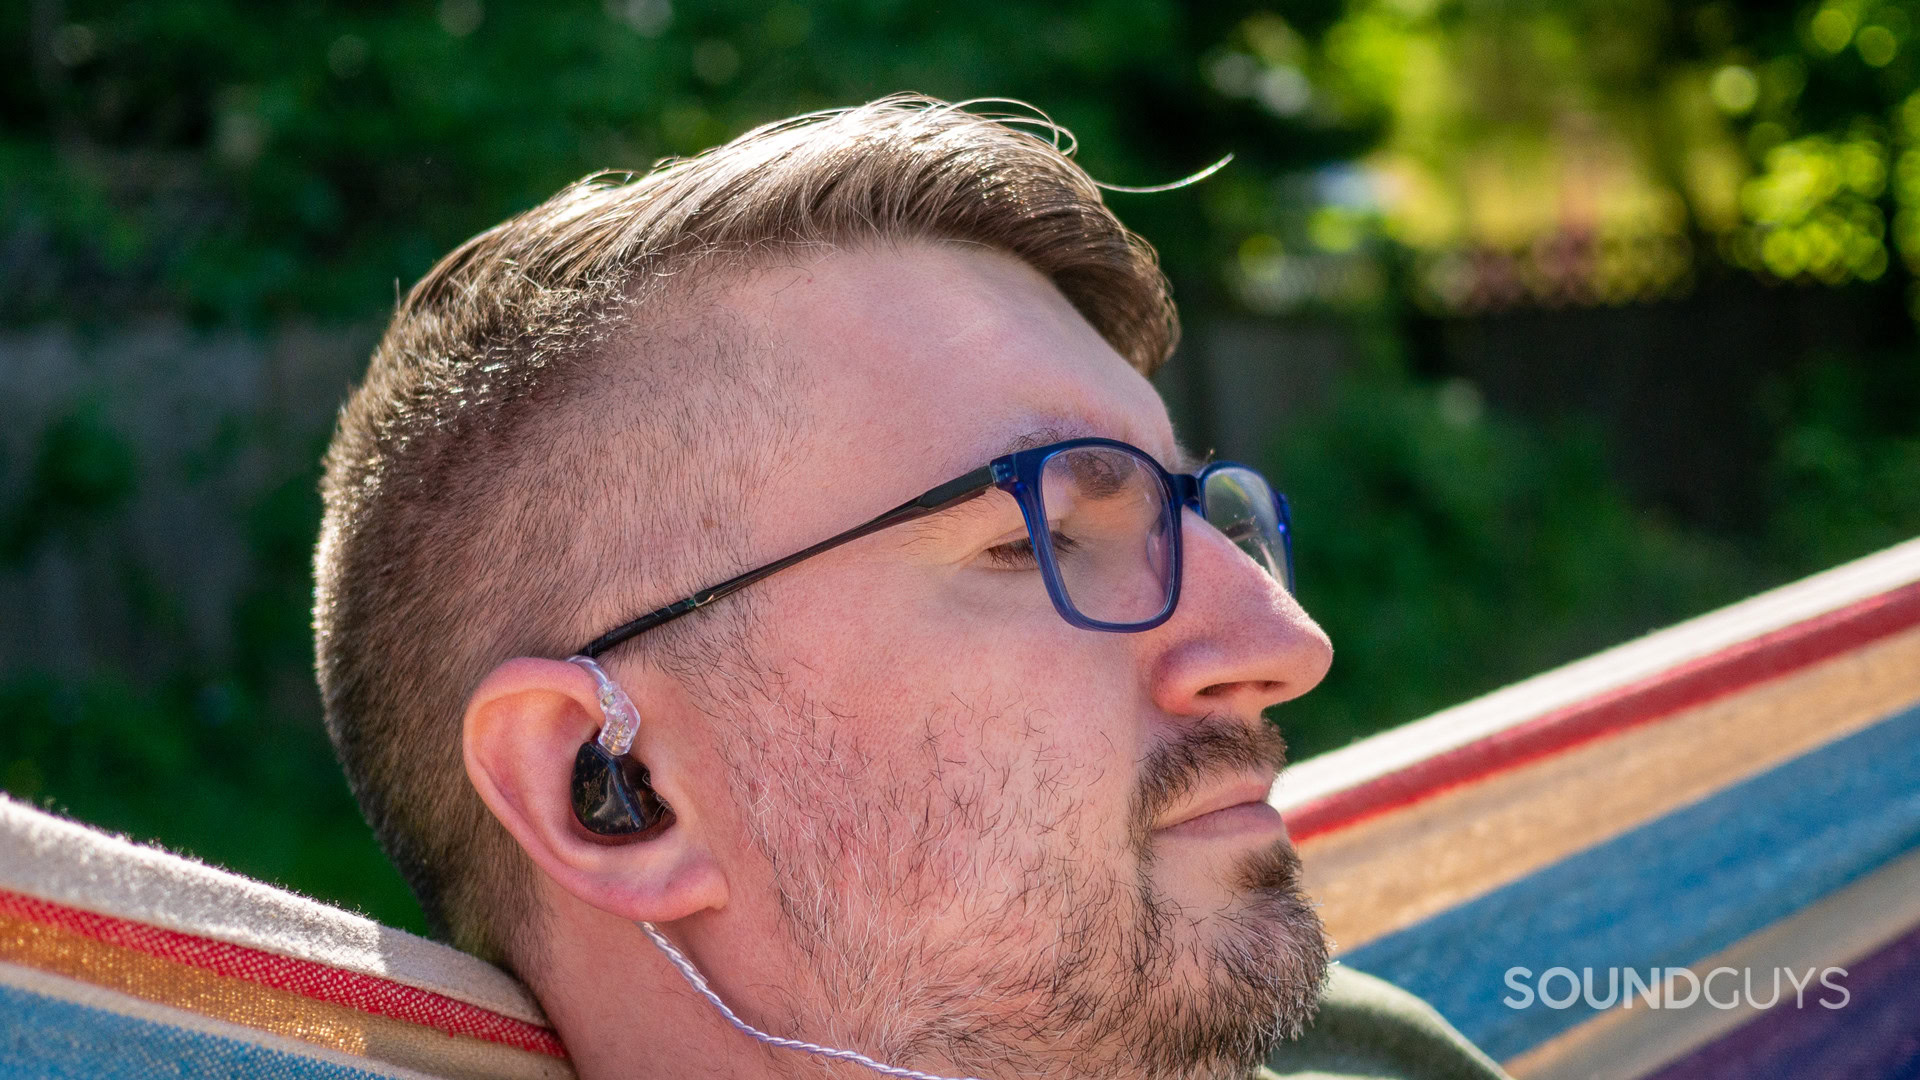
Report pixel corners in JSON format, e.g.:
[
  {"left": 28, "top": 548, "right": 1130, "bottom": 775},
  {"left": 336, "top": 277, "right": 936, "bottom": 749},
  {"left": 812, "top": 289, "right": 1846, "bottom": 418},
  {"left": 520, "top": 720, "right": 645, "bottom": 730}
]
[{"left": 579, "top": 466, "right": 997, "bottom": 657}]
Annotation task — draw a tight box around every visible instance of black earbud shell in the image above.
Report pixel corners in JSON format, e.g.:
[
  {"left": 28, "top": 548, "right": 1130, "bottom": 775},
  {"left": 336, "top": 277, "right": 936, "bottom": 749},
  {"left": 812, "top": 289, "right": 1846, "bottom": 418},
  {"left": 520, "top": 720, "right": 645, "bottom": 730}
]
[{"left": 570, "top": 740, "right": 673, "bottom": 837}]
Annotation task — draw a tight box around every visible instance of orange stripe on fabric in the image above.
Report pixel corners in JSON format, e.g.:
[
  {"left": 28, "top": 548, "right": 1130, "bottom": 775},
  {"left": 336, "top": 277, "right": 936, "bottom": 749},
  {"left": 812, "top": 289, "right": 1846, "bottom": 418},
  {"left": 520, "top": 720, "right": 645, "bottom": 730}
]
[
  {"left": 0, "top": 912, "right": 572, "bottom": 1080},
  {"left": 0, "top": 888, "right": 565, "bottom": 1058},
  {"left": 1300, "top": 621, "right": 1920, "bottom": 954}
]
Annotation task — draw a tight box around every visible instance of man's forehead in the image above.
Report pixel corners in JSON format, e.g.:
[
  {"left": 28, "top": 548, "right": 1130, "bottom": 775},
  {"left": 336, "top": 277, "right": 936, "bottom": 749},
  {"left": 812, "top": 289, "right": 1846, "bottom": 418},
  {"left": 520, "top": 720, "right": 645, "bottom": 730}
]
[{"left": 716, "top": 243, "right": 1184, "bottom": 502}]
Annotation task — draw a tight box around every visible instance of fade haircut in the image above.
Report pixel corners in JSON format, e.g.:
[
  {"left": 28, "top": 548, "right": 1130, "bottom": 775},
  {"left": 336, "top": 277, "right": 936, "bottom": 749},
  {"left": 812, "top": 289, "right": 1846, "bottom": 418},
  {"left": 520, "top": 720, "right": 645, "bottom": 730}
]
[{"left": 313, "top": 95, "right": 1178, "bottom": 969}]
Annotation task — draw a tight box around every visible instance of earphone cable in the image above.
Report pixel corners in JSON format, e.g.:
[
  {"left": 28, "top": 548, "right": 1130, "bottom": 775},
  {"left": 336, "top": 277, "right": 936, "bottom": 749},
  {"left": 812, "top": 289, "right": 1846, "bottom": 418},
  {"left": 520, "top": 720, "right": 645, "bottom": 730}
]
[{"left": 636, "top": 921, "right": 992, "bottom": 1080}]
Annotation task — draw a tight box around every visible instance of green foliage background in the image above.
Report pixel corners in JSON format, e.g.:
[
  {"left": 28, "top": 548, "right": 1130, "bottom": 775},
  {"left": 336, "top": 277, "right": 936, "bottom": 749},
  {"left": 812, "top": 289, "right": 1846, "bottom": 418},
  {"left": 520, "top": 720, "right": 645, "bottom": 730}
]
[{"left": 4, "top": 0, "right": 1920, "bottom": 935}]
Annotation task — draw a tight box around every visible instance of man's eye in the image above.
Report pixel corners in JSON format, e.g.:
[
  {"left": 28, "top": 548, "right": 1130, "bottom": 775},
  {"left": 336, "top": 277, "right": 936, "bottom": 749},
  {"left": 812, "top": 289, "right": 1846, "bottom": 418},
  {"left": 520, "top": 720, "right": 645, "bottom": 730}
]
[
  {"left": 1221, "top": 521, "right": 1259, "bottom": 544},
  {"left": 984, "top": 538, "right": 1038, "bottom": 568},
  {"left": 983, "top": 531, "right": 1076, "bottom": 568}
]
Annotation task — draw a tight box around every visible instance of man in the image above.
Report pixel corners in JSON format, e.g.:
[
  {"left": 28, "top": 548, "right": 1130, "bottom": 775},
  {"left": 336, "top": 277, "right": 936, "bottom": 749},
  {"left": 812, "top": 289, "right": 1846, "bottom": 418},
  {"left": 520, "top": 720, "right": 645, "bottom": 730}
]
[{"left": 314, "top": 96, "right": 1506, "bottom": 1080}]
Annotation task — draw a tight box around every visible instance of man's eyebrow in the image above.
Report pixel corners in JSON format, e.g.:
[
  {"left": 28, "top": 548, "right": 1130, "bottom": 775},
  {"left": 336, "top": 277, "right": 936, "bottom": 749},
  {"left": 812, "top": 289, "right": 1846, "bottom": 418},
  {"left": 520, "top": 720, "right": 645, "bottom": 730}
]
[
  {"left": 976, "top": 423, "right": 1202, "bottom": 488},
  {"left": 995, "top": 425, "right": 1079, "bottom": 457},
  {"left": 995, "top": 424, "right": 1190, "bottom": 466}
]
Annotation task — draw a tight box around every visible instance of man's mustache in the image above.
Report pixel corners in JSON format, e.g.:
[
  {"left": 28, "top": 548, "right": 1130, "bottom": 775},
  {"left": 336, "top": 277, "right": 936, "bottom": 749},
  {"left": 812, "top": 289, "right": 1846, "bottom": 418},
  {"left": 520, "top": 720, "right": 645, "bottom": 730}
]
[{"left": 1130, "top": 715, "right": 1290, "bottom": 834}]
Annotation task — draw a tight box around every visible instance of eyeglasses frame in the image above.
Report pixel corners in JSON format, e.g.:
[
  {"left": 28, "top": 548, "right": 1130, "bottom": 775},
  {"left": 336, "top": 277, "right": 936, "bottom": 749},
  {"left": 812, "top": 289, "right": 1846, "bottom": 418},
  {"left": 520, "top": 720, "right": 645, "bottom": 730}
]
[{"left": 575, "top": 436, "right": 1293, "bottom": 658}]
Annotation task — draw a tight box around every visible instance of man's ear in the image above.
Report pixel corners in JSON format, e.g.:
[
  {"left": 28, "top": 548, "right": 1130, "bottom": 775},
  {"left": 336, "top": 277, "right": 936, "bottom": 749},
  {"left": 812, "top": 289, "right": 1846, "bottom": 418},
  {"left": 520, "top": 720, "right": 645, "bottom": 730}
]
[{"left": 463, "top": 657, "right": 728, "bottom": 924}]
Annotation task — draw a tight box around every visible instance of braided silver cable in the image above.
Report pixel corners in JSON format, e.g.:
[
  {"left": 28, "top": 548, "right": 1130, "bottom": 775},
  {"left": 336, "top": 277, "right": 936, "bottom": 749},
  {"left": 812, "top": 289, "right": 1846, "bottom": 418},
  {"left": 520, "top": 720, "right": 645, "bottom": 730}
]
[{"left": 637, "top": 921, "right": 991, "bottom": 1080}]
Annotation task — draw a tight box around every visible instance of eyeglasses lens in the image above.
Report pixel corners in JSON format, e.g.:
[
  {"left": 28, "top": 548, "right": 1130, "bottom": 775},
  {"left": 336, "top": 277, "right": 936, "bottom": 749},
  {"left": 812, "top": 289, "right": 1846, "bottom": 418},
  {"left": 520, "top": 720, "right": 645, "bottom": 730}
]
[
  {"left": 1201, "top": 465, "right": 1293, "bottom": 592},
  {"left": 1037, "top": 446, "right": 1177, "bottom": 626}
]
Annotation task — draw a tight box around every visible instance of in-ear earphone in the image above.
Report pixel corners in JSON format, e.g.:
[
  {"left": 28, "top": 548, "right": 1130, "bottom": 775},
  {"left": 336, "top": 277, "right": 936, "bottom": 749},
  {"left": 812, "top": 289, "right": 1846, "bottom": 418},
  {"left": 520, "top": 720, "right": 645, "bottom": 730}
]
[{"left": 566, "top": 655, "right": 673, "bottom": 837}]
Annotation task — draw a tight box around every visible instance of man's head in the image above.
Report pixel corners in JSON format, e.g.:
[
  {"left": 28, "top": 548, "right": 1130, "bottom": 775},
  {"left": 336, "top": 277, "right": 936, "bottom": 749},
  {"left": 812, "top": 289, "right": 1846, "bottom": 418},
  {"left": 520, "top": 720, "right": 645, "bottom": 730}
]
[{"left": 315, "top": 96, "right": 1334, "bottom": 1080}]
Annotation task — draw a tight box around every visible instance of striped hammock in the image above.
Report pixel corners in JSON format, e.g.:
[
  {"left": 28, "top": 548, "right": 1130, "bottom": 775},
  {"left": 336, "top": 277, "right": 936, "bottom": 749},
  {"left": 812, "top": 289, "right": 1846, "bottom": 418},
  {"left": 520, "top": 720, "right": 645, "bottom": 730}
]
[{"left": 0, "top": 797, "right": 573, "bottom": 1079}]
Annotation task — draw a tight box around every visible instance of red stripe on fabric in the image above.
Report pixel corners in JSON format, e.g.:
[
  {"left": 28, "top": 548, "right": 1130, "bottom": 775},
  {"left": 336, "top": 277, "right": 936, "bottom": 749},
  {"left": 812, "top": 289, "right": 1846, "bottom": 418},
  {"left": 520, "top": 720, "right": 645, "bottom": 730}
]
[
  {"left": 0, "top": 888, "right": 568, "bottom": 1059},
  {"left": 1289, "top": 580, "right": 1920, "bottom": 844}
]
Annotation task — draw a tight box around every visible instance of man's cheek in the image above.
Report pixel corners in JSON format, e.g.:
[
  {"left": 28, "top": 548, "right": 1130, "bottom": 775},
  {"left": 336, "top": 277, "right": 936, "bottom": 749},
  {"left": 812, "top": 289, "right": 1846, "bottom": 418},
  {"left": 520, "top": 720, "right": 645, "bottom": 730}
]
[{"left": 775, "top": 600, "right": 953, "bottom": 702}]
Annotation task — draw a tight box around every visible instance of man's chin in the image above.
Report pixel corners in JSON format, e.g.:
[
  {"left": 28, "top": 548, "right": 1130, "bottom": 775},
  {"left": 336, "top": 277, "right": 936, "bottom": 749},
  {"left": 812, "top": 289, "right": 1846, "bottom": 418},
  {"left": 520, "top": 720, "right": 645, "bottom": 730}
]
[
  {"left": 1112, "top": 840, "right": 1329, "bottom": 1080},
  {"left": 1235, "top": 840, "right": 1331, "bottom": 1038}
]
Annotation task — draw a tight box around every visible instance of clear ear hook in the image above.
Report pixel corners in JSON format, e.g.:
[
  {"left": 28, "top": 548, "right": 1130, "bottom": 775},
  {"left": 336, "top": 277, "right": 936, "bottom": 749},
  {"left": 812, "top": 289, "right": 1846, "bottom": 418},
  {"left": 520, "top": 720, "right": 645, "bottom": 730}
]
[{"left": 566, "top": 655, "right": 640, "bottom": 754}]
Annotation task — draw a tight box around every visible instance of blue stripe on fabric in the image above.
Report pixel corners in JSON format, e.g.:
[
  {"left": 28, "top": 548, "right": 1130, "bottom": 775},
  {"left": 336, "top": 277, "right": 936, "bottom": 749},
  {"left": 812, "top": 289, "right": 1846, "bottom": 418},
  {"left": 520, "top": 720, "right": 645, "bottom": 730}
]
[
  {"left": 1340, "top": 699, "right": 1920, "bottom": 1062},
  {"left": 0, "top": 981, "right": 399, "bottom": 1080}
]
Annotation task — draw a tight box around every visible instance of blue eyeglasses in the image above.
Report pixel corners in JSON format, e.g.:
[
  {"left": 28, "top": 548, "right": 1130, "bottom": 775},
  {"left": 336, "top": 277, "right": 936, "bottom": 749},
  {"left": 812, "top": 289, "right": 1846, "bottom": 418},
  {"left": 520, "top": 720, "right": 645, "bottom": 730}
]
[{"left": 576, "top": 437, "right": 1294, "bottom": 658}]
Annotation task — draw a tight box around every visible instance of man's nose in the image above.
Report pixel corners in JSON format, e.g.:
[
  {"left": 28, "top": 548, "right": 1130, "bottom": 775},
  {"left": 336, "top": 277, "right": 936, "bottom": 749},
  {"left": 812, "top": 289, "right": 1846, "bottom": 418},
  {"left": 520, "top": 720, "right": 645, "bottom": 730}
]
[{"left": 1144, "top": 507, "right": 1334, "bottom": 721}]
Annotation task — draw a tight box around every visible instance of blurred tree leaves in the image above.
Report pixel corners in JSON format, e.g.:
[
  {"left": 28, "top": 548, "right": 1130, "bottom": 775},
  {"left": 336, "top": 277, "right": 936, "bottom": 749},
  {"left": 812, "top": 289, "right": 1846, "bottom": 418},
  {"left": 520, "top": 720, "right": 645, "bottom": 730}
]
[
  {"left": 1766, "top": 345, "right": 1920, "bottom": 566},
  {"left": 1, "top": 0, "right": 1346, "bottom": 323},
  {"left": 18, "top": 1, "right": 1920, "bottom": 319},
  {"left": 1, "top": 403, "right": 137, "bottom": 563}
]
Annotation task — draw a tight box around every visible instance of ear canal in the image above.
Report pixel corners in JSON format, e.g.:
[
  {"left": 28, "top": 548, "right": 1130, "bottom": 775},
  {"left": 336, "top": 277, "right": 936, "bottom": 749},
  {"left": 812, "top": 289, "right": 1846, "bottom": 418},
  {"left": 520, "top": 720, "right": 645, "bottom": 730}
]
[{"left": 571, "top": 740, "right": 675, "bottom": 837}]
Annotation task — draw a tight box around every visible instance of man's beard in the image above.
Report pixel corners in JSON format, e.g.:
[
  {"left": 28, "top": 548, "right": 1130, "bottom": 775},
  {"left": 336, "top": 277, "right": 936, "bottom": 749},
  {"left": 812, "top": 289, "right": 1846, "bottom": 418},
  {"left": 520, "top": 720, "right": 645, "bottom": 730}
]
[{"left": 723, "top": 694, "right": 1330, "bottom": 1080}]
